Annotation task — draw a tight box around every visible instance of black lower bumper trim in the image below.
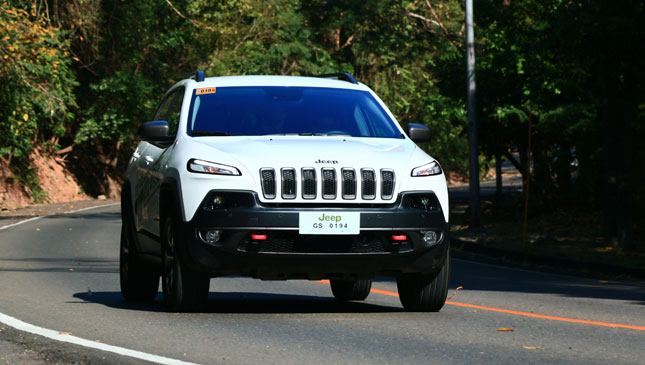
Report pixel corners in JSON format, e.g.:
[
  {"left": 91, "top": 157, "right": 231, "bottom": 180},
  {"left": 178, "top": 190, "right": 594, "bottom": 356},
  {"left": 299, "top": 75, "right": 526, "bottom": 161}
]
[{"left": 180, "top": 190, "right": 449, "bottom": 279}]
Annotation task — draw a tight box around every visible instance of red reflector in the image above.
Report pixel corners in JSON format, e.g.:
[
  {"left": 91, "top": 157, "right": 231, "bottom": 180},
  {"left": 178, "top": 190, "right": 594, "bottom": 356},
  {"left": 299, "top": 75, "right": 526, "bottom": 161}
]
[
  {"left": 391, "top": 234, "right": 407, "bottom": 241},
  {"left": 251, "top": 234, "right": 267, "bottom": 241}
]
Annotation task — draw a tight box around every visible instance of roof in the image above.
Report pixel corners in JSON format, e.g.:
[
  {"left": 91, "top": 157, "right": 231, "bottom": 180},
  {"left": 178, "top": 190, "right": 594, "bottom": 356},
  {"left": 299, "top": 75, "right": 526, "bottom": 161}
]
[{"left": 187, "top": 75, "right": 369, "bottom": 91}]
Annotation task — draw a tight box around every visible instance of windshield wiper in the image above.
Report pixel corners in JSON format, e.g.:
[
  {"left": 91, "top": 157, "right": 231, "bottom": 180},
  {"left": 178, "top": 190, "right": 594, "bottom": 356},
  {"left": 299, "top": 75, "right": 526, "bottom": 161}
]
[
  {"left": 264, "top": 133, "right": 315, "bottom": 136},
  {"left": 265, "top": 132, "right": 350, "bottom": 137},
  {"left": 191, "top": 130, "right": 231, "bottom": 136}
]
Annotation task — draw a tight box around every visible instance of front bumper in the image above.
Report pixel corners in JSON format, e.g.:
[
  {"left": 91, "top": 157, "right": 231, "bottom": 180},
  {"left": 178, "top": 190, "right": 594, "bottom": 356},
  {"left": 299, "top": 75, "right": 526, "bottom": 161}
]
[{"left": 181, "top": 190, "right": 449, "bottom": 279}]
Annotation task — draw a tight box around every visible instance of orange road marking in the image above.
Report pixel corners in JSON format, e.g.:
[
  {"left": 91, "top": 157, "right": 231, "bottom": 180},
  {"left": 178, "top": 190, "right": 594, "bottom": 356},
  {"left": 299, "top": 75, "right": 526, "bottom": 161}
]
[
  {"left": 445, "top": 301, "right": 645, "bottom": 331},
  {"left": 370, "top": 288, "right": 398, "bottom": 297},
  {"left": 316, "top": 280, "right": 645, "bottom": 331}
]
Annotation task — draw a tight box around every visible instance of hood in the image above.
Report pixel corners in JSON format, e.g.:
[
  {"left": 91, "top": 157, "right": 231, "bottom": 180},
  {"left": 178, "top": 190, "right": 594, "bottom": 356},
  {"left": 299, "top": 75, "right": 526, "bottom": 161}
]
[{"left": 192, "top": 136, "right": 418, "bottom": 172}]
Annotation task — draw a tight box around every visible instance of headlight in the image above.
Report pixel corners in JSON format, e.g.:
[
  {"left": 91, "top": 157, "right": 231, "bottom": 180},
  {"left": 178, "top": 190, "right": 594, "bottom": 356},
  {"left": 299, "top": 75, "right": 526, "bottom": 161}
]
[
  {"left": 411, "top": 161, "right": 442, "bottom": 176},
  {"left": 187, "top": 159, "right": 241, "bottom": 176}
]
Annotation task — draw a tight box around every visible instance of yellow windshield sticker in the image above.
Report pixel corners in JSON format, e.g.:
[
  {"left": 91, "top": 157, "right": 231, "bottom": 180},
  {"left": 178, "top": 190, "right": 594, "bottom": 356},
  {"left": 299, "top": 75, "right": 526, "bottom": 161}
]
[{"left": 196, "top": 87, "right": 216, "bottom": 95}]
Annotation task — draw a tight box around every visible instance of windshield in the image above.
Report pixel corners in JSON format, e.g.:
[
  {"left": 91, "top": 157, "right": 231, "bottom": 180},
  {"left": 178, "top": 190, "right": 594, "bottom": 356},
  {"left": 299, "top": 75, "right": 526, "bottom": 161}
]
[{"left": 186, "top": 86, "right": 402, "bottom": 138}]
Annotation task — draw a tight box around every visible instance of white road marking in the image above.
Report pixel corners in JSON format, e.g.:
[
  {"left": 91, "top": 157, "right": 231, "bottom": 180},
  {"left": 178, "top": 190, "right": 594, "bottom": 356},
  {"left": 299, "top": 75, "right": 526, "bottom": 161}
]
[
  {"left": 0, "top": 216, "right": 44, "bottom": 231},
  {"left": 66, "top": 202, "right": 119, "bottom": 214},
  {"left": 0, "top": 312, "right": 198, "bottom": 365},
  {"left": 0, "top": 202, "right": 119, "bottom": 231},
  {"left": 0, "top": 202, "right": 197, "bottom": 363}
]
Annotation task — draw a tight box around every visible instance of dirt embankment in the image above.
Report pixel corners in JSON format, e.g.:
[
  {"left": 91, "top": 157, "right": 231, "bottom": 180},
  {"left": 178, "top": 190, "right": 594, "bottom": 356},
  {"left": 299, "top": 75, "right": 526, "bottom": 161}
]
[{"left": 0, "top": 149, "right": 119, "bottom": 211}]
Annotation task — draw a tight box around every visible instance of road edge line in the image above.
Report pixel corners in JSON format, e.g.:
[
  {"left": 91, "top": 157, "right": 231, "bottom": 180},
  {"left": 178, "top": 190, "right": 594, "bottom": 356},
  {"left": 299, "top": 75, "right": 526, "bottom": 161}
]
[
  {"left": 0, "top": 216, "right": 46, "bottom": 231},
  {"left": 0, "top": 202, "right": 120, "bottom": 231},
  {"left": 0, "top": 312, "right": 198, "bottom": 365},
  {"left": 0, "top": 202, "right": 200, "bottom": 364},
  {"left": 66, "top": 202, "right": 119, "bottom": 214}
]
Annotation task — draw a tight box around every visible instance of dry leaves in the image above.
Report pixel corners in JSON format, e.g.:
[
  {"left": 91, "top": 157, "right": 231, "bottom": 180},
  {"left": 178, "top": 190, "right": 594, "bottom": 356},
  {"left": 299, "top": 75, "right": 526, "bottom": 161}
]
[{"left": 446, "top": 286, "right": 463, "bottom": 300}]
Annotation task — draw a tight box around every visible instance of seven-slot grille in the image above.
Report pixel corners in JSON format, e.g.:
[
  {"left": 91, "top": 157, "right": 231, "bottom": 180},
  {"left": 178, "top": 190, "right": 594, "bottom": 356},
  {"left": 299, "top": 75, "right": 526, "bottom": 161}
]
[{"left": 260, "top": 167, "right": 395, "bottom": 201}]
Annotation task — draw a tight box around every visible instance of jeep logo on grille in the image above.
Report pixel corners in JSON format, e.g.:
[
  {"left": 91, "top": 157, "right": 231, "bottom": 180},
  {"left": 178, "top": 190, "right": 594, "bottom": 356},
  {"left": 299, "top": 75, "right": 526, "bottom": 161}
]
[{"left": 315, "top": 159, "right": 338, "bottom": 164}]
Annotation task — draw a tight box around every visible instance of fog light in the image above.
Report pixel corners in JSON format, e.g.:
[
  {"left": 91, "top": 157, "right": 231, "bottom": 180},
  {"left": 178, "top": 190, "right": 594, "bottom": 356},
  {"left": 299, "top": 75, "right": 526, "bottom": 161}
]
[
  {"left": 203, "top": 195, "right": 225, "bottom": 211},
  {"left": 421, "top": 231, "right": 439, "bottom": 246},
  {"left": 203, "top": 230, "right": 222, "bottom": 244}
]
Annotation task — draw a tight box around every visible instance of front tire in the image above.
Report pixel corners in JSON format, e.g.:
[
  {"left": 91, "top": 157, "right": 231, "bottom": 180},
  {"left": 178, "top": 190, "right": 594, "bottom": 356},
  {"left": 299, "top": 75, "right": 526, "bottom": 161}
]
[
  {"left": 397, "top": 250, "right": 450, "bottom": 312},
  {"left": 161, "top": 215, "right": 210, "bottom": 312},
  {"left": 120, "top": 204, "right": 159, "bottom": 302},
  {"left": 330, "top": 279, "right": 372, "bottom": 301}
]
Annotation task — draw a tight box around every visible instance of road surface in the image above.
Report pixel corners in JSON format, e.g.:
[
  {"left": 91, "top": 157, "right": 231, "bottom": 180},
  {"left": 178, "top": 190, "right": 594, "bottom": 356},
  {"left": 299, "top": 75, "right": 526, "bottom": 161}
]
[{"left": 0, "top": 204, "right": 643, "bottom": 364}]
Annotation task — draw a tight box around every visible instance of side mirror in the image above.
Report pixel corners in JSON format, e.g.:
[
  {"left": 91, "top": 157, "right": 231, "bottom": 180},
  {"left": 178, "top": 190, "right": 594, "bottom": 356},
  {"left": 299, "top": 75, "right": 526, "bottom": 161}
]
[
  {"left": 140, "top": 121, "right": 172, "bottom": 144},
  {"left": 407, "top": 123, "right": 431, "bottom": 144}
]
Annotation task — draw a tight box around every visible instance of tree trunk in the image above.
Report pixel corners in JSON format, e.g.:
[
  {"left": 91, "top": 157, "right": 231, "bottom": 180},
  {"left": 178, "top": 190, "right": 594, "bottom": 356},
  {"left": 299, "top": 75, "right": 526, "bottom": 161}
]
[
  {"left": 602, "top": 72, "right": 633, "bottom": 249},
  {"left": 555, "top": 143, "right": 572, "bottom": 193}
]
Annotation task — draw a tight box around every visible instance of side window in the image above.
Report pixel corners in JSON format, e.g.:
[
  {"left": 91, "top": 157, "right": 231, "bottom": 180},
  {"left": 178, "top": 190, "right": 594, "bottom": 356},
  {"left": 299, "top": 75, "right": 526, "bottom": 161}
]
[
  {"left": 153, "top": 94, "right": 172, "bottom": 122},
  {"left": 153, "top": 87, "right": 184, "bottom": 137},
  {"left": 166, "top": 87, "right": 184, "bottom": 136}
]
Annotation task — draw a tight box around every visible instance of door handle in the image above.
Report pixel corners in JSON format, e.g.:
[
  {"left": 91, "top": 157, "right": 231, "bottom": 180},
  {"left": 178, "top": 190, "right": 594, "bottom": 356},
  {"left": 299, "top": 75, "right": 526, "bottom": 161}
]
[{"left": 144, "top": 156, "right": 154, "bottom": 164}]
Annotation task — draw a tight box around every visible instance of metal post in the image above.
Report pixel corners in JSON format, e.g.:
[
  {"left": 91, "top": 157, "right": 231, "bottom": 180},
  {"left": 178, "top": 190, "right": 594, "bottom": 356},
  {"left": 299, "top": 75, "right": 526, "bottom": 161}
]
[
  {"left": 495, "top": 155, "right": 502, "bottom": 197},
  {"left": 466, "top": 0, "right": 480, "bottom": 227}
]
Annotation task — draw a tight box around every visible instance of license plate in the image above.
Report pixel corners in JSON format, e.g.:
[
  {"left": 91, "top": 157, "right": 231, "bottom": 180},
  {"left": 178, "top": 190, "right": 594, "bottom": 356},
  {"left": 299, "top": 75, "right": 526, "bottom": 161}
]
[{"left": 298, "top": 212, "right": 360, "bottom": 235}]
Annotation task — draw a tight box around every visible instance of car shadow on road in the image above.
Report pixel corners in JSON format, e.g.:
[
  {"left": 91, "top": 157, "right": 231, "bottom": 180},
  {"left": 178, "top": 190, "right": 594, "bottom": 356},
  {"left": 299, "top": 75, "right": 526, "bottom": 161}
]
[
  {"left": 374, "top": 265, "right": 645, "bottom": 306},
  {"left": 0, "top": 257, "right": 118, "bottom": 274},
  {"left": 72, "top": 291, "right": 405, "bottom": 314},
  {"left": 43, "top": 212, "right": 122, "bottom": 221},
  {"left": 448, "top": 259, "right": 645, "bottom": 306}
]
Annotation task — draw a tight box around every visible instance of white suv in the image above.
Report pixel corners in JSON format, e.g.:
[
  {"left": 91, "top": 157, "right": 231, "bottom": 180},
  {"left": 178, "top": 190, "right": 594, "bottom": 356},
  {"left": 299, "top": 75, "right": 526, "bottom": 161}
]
[{"left": 120, "top": 72, "right": 450, "bottom": 312}]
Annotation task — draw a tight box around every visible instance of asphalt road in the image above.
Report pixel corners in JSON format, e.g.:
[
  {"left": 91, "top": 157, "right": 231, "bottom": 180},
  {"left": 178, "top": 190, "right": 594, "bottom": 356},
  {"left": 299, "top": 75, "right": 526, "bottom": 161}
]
[{"left": 0, "top": 204, "right": 643, "bottom": 364}]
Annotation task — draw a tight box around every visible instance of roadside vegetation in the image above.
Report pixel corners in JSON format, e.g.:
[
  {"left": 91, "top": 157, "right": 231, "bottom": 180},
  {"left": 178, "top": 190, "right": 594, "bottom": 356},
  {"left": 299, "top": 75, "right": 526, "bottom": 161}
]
[{"left": 0, "top": 0, "right": 643, "bottom": 253}]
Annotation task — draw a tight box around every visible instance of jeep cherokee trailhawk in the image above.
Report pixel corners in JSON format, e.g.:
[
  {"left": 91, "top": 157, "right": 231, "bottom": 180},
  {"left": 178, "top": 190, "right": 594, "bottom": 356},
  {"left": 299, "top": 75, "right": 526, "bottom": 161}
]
[{"left": 120, "top": 72, "right": 450, "bottom": 312}]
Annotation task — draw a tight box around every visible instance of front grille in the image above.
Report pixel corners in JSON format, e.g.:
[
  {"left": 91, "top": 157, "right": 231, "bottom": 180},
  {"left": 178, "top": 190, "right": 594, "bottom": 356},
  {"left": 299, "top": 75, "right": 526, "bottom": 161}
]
[
  {"left": 322, "top": 168, "right": 336, "bottom": 199},
  {"left": 381, "top": 169, "right": 395, "bottom": 199},
  {"left": 259, "top": 167, "right": 395, "bottom": 201},
  {"left": 361, "top": 169, "right": 376, "bottom": 200},
  {"left": 341, "top": 168, "right": 356, "bottom": 199},
  {"left": 301, "top": 168, "right": 316, "bottom": 199},
  {"left": 281, "top": 168, "right": 296, "bottom": 199},
  {"left": 260, "top": 169, "right": 276, "bottom": 199}
]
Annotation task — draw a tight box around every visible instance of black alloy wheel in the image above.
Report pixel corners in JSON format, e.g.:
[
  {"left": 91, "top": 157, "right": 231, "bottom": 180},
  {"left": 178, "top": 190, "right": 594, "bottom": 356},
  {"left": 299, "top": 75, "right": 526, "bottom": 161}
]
[
  {"left": 120, "top": 202, "right": 159, "bottom": 301},
  {"left": 397, "top": 250, "right": 450, "bottom": 312},
  {"left": 161, "top": 214, "right": 210, "bottom": 312},
  {"left": 330, "top": 279, "right": 372, "bottom": 301}
]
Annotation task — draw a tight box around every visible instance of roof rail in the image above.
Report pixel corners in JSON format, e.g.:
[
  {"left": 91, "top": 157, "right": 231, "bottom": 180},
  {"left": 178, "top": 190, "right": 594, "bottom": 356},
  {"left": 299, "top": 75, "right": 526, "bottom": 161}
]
[
  {"left": 187, "top": 70, "right": 205, "bottom": 82},
  {"left": 317, "top": 72, "right": 358, "bottom": 85}
]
